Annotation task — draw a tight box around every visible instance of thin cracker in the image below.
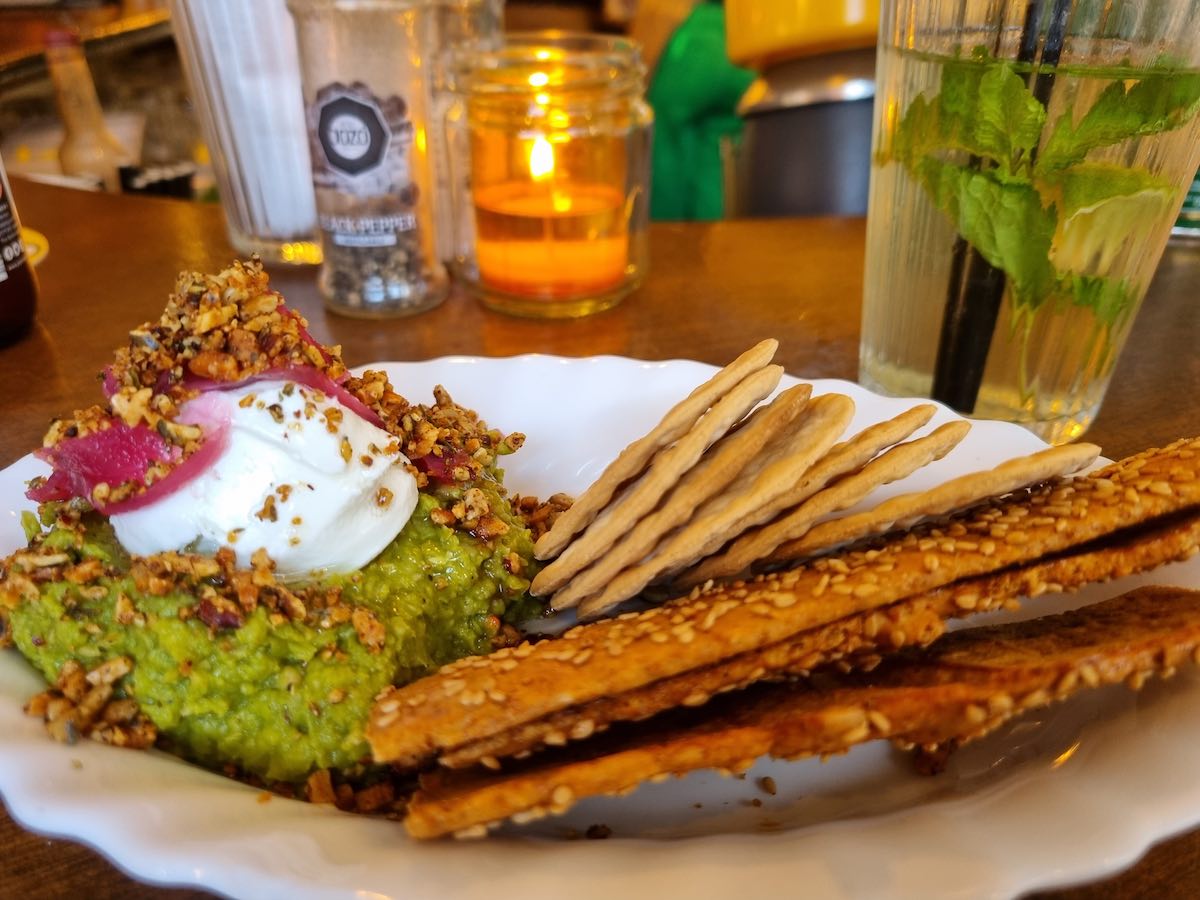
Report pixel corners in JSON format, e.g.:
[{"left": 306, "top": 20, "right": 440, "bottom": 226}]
[
  {"left": 531, "top": 364, "right": 784, "bottom": 596},
  {"left": 740, "top": 403, "right": 939, "bottom": 526},
  {"left": 679, "top": 418, "right": 971, "bottom": 588},
  {"left": 548, "top": 383, "right": 813, "bottom": 610},
  {"left": 534, "top": 339, "right": 779, "bottom": 560},
  {"left": 404, "top": 586, "right": 1200, "bottom": 838},
  {"left": 572, "top": 392, "right": 855, "bottom": 618},
  {"left": 367, "top": 437, "right": 1200, "bottom": 770},
  {"left": 768, "top": 441, "right": 1100, "bottom": 564}
]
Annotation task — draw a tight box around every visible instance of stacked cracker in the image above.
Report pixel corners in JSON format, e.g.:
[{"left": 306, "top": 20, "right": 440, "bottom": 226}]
[
  {"left": 371, "top": 437, "right": 1200, "bottom": 771},
  {"left": 531, "top": 339, "right": 1098, "bottom": 619},
  {"left": 363, "top": 343, "right": 1200, "bottom": 839},
  {"left": 371, "top": 434, "right": 1200, "bottom": 836}
]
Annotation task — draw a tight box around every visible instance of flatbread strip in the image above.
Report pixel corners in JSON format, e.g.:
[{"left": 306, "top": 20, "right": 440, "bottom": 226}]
[
  {"left": 436, "top": 508, "right": 1200, "bottom": 768},
  {"left": 405, "top": 586, "right": 1200, "bottom": 838},
  {"left": 765, "top": 440, "right": 1099, "bottom": 565},
  {"left": 534, "top": 339, "right": 779, "bottom": 560},
  {"left": 368, "top": 437, "right": 1200, "bottom": 770}
]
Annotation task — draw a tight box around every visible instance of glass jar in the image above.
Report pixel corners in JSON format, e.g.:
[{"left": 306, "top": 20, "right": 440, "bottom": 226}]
[
  {"left": 170, "top": 0, "right": 319, "bottom": 263},
  {"left": 445, "top": 33, "right": 653, "bottom": 318},
  {"left": 288, "top": 0, "right": 448, "bottom": 318}
]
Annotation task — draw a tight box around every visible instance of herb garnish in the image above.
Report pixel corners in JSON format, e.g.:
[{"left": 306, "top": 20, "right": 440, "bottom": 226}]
[{"left": 886, "top": 50, "right": 1200, "bottom": 335}]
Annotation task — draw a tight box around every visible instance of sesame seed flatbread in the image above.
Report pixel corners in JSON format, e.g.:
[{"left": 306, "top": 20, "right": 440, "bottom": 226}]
[
  {"left": 572, "top": 392, "right": 856, "bottom": 618},
  {"left": 679, "top": 417, "right": 971, "bottom": 588},
  {"left": 767, "top": 441, "right": 1101, "bottom": 564},
  {"left": 404, "top": 585, "right": 1200, "bottom": 838},
  {"left": 532, "top": 364, "right": 784, "bottom": 597},
  {"left": 547, "top": 383, "right": 813, "bottom": 611},
  {"left": 437, "top": 507, "right": 1200, "bottom": 769},
  {"left": 367, "top": 437, "right": 1200, "bottom": 770},
  {"left": 534, "top": 339, "right": 779, "bottom": 560}
]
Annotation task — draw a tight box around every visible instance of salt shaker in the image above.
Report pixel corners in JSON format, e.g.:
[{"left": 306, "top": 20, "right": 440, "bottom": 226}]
[{"left": 288, "top": 0, "right": 448, "bottom": 317}]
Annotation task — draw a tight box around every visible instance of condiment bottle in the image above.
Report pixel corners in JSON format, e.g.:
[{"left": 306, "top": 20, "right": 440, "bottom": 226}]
[
  {"left": 45, "top": 30, "right": 132, "bottom": 192},
  {"left": 0, "top": 153, "right": 38, "bottom": 345},
  {"left": 288, "top": 0, "right": 448, "bottom": 318}
]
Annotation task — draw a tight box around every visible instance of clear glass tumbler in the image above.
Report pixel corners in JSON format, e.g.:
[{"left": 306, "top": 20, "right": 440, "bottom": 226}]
[
  {"left": 427, "top": 0, "right": 504, "bottom": 262},
  {"left": 860, "top": 0, "right": 1200, "bottom": 444},
  {"left": 169, "top": 0, "right": 319, "bottom": 263},
  {"left": 444, "top": 33, "right": 653, "bottom": 318}
]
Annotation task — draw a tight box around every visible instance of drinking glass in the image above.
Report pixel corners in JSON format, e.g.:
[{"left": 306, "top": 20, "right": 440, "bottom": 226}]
[
  {"left": 169, "top": 0, "right": 320, "bottom": 263},
  {"left": 860, "top": 0, "right": 1200, "bottom": 444}
]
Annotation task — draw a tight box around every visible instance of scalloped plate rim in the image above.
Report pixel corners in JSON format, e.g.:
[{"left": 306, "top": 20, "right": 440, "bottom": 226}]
[{"left": 0, "top": 354, "right": 1196, "bottom": 900}]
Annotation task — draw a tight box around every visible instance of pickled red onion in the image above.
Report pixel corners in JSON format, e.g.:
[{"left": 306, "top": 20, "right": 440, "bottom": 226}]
[
  {"left": 28, "top": 425, "right": 179, "bottom": 507},
  {"left": 26, "top": 394, "right": 231, "bottom": 514},
  {"left": 102, "top": 394, "right": 231, "bottom": 514},
  {"left": 184, "top": 365, "right": 383, "bottom": 428}
]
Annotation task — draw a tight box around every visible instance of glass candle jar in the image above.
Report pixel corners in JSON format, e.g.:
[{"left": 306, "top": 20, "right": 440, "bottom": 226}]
[
  {"left": 288, "top": 0, "right": 448, "bottom": 318},
  {"left": 445, "top": 33, "right": 653, "bottom": 318}
]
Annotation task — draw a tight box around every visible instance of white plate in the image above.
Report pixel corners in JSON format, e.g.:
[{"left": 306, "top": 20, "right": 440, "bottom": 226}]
[{"left": 2, "top": 355, "right": 1198, "bottom": 900}]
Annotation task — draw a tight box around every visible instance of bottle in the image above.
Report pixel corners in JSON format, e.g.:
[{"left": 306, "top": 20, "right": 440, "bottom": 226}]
[
  {"left": 44, "top": 30, "right": 131, "bottom": 192},
  {"left": 288, "top": 0, "right": 448, "bottom": 318},
  {"left": 0, "top": 153, "right": 38, "bottom": 345}
]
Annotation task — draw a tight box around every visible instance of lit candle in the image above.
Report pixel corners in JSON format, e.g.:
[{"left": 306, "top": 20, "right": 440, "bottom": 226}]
[
  {"left": 473, "top": 134, "right": 629, "bottom": 300},
  {"left": 447, "top": 35, "right": 652, "bottom": 316}
]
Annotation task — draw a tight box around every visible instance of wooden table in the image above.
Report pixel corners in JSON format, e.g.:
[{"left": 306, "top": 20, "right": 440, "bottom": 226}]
[{"left": 1, "top": 179, "right": 1197, "bottom": 899}]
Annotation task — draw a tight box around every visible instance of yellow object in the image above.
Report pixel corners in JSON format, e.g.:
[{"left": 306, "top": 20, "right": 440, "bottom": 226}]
[
  {"left": 473, "top": 180, "right": 629, "bottom": 299},
  {"left": 726, "top": 0, "right": 879, "bottom": 68},
  {"left": 21, "top": 228, "right": 49, "bottom": 267}
]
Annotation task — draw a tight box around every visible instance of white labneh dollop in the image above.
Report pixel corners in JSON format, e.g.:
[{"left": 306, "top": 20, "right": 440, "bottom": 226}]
[{"left": 111, "top": 380, "right": 418, "bottom": 579}]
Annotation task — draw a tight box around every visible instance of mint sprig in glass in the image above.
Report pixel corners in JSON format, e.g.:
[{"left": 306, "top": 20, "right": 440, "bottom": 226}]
[{"left": 860, "top": 0, "right": 1200, "bottom": 444}]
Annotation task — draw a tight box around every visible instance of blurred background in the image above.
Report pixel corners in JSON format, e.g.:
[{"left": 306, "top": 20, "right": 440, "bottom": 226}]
[{"left": 0, "top": 0, "right": 880, "bottom": 220}]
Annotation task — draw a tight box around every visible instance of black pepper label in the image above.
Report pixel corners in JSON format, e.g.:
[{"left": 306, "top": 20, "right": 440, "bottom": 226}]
[
  {"left": 306, "top": 81, "right": 433, "bottom": 310},
  {"left": 307, "top": 81, "right": 414, "bottom": 197},
  {"left": 316, "top": 94, "right": 389, "bottom": 176}
]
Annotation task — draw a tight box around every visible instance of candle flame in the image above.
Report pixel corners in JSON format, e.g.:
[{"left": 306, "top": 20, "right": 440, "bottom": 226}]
[
  {"left": 529, "top": 137, "right": 555, "bottom": 181},
  {"left": 528, "top": 71, "right": 549, "bottom": 87}
]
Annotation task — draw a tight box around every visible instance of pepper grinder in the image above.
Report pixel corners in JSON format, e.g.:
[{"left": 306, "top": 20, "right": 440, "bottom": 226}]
[{"left": 288, "top": 0, "right": 448, "bottom": 318}]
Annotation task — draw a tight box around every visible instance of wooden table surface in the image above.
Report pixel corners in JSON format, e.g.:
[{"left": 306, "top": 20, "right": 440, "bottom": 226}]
[{"left": 0, "top": 179, "right": 1197, "bottom": 899}]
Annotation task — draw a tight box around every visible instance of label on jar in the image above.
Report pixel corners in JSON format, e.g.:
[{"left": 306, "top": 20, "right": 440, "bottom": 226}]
[
  {"left": 307, "top": 82, "right": 432, "bottom": 311},
  {"left": 0, "top": 166, "right": 28, "bottom": 283},
  {"left": 308, "top": 83, "right": 414, "bottom": 194},
  {"left": 318, "top": 211, "right": 417, "bottom": 248}
]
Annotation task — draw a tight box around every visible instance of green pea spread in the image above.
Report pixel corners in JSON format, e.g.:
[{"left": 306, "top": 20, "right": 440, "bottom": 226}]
[{"left": 6, "top": 484, "right": 539, "bottom": 784}]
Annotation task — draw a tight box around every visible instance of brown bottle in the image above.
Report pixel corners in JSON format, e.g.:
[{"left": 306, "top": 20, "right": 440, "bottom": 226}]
[{"left": 0, "top": 154, "right": 38, "bottom": 345}]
